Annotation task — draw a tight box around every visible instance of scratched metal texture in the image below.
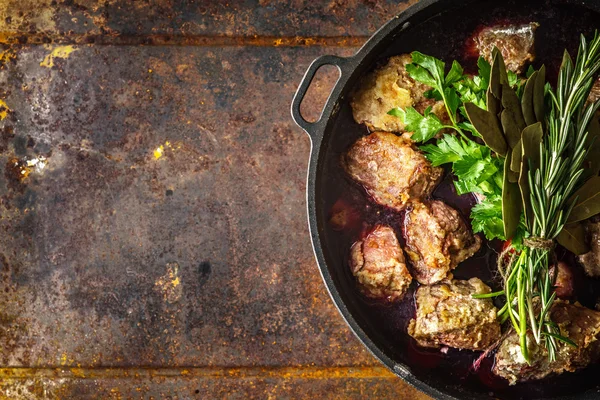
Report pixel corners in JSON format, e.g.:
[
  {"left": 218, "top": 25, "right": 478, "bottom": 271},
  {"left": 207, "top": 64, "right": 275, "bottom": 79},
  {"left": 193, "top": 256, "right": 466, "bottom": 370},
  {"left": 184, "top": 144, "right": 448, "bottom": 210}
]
[{"left": 0, "top": 0, "right": 430, "bottom": 399}]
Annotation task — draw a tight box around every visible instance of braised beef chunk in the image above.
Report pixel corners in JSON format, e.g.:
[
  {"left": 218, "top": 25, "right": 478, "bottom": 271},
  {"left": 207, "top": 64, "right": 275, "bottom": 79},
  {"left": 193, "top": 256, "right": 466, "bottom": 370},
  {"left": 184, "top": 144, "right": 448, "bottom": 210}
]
[
  {"left": 474, "top": 23, "right": 539, "bottom": 73},
  {"left": 343, "top": 132, "right": 443, "bottom": 211},
  {"left": 403, "top": 201, "right": 481, "bottom": 285},
  {"left": 577, "top": 216, "right": 600, "bottom": 277},
  {"left": 408, "top": 278, "right": 500, "bottom": 350},
  {"left": 349, "top": 225, "right": 412, "bottom": 301},
  {"left": 494, "top": 302, "right": 600, "bottom": 384},
  {"left": 350, "top": 54, "right": 448, "bottom": 133},
  {"left": 588, "top": 77, "right": 600, "bottom": 104},
  {"left": 553, "top": 261, "right": 575, "bottom": 299}
]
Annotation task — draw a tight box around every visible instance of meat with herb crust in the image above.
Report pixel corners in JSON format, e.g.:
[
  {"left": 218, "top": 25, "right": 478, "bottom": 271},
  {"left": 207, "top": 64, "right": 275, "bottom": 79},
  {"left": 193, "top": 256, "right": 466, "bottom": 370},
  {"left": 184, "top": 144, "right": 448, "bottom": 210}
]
[
  {"left": 474, "top": 23, "right": 539, "bottom": 73},
  {"left": 403, "top": 200, "right": 481, "bottom": 285},
  {"left": 343, "top": 131, "right": 443, "bottom": 211},
  {"left": 408, "top": 278, "right": 500, "bottom": 350},
  {"left": 577, "top": 216, "right": 600, "bottom": 277},
  {"left": 494, "top": 302, "right": 600, "bottom": 384},
  {"left": 349, "top": 225, "right": 412, "bottom": 301},
  {"left": 588, "top": 77, "right": 600, "bottom": 104},
  {"left": 350, "top": 54, "right": 448, "bottom": 132}
]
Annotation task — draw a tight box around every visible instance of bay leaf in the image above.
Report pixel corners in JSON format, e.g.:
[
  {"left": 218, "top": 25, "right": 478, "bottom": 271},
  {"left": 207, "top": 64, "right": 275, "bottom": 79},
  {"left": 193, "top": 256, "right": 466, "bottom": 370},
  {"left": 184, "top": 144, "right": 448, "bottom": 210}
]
[
  {"left": 503, "top": 148, "right": 522, "bottom": 240},
  {"left": 534, "top": 65, "right": 546, "bottom": 126},
  {"left": 521, "top": 122, "right": 543, "bottom": 170},
  {"left": 582, "top": 113, "right": 600, "bottom": 181},
  {"left": 521, "top": 71, "right": 537, "bottom": 126},
  {"left": 487, "top": 89, "right": 500, "bottom": 118},
  {"left": 557, "top": 222, "right": 590, "bottom": 255},
  {"left": 510, "top": 138, "right": 522, "bottom": 172},
  {"left": 566, "top": 175, "right": 600, "bottom": 223},
  {"left": 492, "top": 47, "right": 509, "bottom": 87},
  {"left": 501, "top": 83, "right": 526, "bottom": 149},
  {"left": 519, "top": 123, "right": 543, "bottom": 228},
  {"left": 507, "top": 168, "right": 519, "bottom": 183},
  {"left": 490, "top": 50, "right": 501, "bottom": 98},
  {"left": 519, "top": 156, "right": 532, "bottom": 229},
  {"left": 465, "top": 102, "right": 507, "bottom": 156}
]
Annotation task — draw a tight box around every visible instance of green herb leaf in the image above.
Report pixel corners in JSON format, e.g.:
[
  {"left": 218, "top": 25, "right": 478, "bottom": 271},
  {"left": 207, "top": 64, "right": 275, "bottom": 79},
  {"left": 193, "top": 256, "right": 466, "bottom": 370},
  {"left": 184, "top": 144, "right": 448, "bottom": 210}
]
[
  {"left": 388, "top": 106, "right": 444, "bottom": 142},
  {"left": 444, "top": 87, "right": 460, "bottom": 117},
  {"left": 508, "top": 70, "right": 519, "bottom": 88},
  {"left": 471, "top": 195, "right": 505, "bottom": 240},
  {"left": 446, "top": 60, "right": 464, "bottom": 84},
  {"left": 526, "top": 65, "right": 536, "bottom": 78},
  {"left": 410, "top": 51, "right": 445, "bottom": 85},
  {"left": 454, "top": 158, "right": 488, "bottom": 181},
  {"left": 420, "top": 143, "right": 460, "bottom": 166},
  {"left": 405, "top": 63, "right": 437, "bottom": 87},
  {"left": 477, "top": 57, "right": 491, "bottom": 88}
]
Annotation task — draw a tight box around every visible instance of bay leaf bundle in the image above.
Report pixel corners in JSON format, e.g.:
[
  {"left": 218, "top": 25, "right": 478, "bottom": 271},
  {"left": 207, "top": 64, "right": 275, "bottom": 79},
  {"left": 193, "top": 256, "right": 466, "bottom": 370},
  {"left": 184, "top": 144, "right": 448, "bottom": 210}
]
[{"left": 465, "top": 49, "right": 546, "bottom": 240}]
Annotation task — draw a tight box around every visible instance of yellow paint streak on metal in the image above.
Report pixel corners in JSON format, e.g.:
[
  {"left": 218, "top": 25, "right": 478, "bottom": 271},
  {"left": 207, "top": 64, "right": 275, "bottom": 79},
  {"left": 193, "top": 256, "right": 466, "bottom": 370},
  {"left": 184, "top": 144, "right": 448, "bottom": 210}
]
[
  {"left": 153, "top": 145, "right": 164, "bottom": 160},
  {"left": 0, "top": 47, "right": 15, "bottom": 64},
  {"left": 40, "top": 45, "right": 79, "bottom": 68},
  {"left": 153, "top": 140, "right": 180, "bottom": 160},
  {"left": 0, "top": 99, "right": 9, "bottom": 121},
  {"left": 0, "top": 366, "right": 395, "bottom": 380},
  {"left": 0, "top": 33, "right": 367, "bottom": 47}
]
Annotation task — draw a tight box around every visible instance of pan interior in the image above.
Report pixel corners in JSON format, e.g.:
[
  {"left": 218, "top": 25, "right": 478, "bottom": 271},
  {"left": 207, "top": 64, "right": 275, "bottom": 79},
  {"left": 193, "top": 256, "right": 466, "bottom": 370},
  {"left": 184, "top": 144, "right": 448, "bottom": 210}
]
[{"left": 316, "top": 0, "right": 600, "bottom": 398}]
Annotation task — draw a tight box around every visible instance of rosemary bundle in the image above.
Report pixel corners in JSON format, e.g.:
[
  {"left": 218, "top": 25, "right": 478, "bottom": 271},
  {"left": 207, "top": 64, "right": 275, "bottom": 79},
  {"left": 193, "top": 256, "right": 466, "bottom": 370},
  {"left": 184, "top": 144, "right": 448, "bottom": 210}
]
[{"left": 498, "top": 33, "right": 600, "bottom": 361}]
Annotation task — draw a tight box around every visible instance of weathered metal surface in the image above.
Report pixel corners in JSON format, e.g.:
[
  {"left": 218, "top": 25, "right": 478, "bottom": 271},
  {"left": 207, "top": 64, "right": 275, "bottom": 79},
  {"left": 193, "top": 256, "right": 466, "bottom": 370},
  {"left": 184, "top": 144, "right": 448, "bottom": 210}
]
[
  {"left": 0, "top": 0, "right": 415, "bottom": 40},
  {"left": 0, "top": 367, "right": 429, "bottom": 399},
  {"left": 0, "top": 44, "right": 368, "bottom": 367},
  {"left": 0, "top": 0, "right": 430, "bottom": 398}
]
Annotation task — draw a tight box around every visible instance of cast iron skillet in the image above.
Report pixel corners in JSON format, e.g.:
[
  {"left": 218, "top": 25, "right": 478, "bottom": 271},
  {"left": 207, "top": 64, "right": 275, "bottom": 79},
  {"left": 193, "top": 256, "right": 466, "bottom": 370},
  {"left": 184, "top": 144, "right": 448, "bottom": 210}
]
[{"left": 291, "top": 0, "right": 600, "bottom": 399}]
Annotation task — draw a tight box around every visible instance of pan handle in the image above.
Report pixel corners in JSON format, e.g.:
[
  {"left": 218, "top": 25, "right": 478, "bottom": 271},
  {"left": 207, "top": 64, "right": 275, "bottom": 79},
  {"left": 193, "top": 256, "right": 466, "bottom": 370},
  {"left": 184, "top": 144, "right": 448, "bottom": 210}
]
[{"left": 290, "top": 54, "right": 348, "bottom": 139}]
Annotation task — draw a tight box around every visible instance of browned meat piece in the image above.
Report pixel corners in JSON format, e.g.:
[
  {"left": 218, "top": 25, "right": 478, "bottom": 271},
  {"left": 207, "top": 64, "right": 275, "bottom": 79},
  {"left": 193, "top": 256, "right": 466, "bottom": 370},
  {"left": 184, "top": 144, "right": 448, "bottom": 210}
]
[
  {"left": 553, "top": 261, "right": 575, "bottom": 299},
  {"left": 403, "top": 201, "right": 481, "bottom": 285},
  {"left": 350, "top": 54, "right": 448, "bottom": 132},
  {"left": 494, "top": 302, "right": 600, "bottom": 384},
  {"left": 408, "top": 278, "right": 500, "bottom": 350},
  {"left": 577, "top": 216, "right": 600, "bottom": 277},
  {"left": 343, "top": 132, "right": 443, "bottom": 211},
  {"left": 474, "top": 23, "right": 539, "bottom": 73},
  {"left": 588, "top": 77, "right": 600, "bottom": 104},
  {"left": 349, "top": 225, "right": 412, "bottom": 301}
]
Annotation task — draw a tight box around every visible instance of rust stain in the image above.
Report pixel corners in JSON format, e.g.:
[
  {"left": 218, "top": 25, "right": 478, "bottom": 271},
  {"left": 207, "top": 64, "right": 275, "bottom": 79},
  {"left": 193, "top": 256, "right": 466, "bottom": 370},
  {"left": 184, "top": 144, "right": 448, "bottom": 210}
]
[
  {"left": 0, "top": 47, "right": 16, "bottom": 66},
  {"left": 0, "top": 33, "right": 368, "bottom": 47},
  {"left": 155, "top": 262, "right": 182, "bottom": 303},
  {"left": 40, "top": 45, "right": 79, "bottom": 68},
  {"left": 0, "top": 366, "right": 396, "bottom": 380}
]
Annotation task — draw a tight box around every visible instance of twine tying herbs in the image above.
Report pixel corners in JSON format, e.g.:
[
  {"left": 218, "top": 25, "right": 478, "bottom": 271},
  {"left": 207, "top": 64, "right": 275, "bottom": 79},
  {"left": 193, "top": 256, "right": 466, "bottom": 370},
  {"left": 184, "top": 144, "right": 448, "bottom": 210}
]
[{"left": 523, "top": 237, "right": 555, "bottom": 251}]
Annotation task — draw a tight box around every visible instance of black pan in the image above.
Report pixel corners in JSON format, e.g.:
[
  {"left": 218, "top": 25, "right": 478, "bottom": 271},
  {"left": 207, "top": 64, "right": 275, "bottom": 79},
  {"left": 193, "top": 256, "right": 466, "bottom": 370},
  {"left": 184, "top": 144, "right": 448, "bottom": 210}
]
[{"left": 291, "top": 0, "right": 600, "bottom": 399}]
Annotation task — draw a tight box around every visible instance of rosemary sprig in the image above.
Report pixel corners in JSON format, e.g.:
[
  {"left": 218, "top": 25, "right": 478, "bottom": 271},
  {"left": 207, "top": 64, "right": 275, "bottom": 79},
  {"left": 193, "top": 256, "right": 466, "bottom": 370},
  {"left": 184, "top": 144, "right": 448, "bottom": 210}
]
[{"left": 501, "top": 32, "right": 600, "bottom": 362}]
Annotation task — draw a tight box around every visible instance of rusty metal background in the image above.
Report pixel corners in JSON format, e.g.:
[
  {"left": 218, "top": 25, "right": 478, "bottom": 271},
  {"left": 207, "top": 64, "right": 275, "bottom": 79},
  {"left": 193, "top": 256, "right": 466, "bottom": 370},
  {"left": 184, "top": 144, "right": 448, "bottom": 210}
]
[{"left": 0, "top": 0, "right": 430, "bottom": 398}]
